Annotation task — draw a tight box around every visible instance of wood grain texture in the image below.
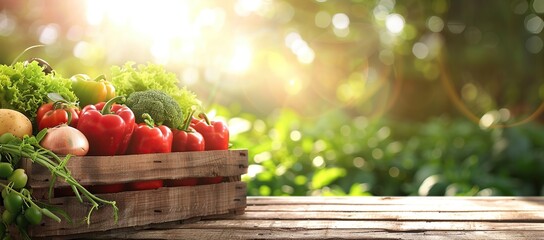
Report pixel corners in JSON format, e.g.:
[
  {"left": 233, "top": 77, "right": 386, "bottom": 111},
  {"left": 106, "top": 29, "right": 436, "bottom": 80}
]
[
  {"left": 86, "top": 196, "right": 544, "bottom": 240},
  {"left": 23, "top": 149, "right": 248, "bottom": 188},
  {"left": 29, "top": 182, "right": 246, "bottom": 237}
]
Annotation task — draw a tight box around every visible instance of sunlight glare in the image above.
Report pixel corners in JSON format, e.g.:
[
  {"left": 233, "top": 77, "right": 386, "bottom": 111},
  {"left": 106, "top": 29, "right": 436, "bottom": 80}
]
[
  {"left": 286, "top": 78, "right": 303, "bottom": 95},
  {"left": 235, "top": 0, "right": 265, "bottom": 16},
  {"left": 85, "top": 0, "right": 195, "bottom": 64},
  {"left": 150, "top": 39, "right": 170, "bottom": 64},
  {"left": 228, "top": 41, "right": 253, "bottom": 73}
]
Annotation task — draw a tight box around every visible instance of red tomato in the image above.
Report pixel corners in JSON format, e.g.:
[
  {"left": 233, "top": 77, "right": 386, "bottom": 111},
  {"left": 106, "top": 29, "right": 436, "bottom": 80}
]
[{"left": 37, "top": 102, "right": 80, "bottom": 130}]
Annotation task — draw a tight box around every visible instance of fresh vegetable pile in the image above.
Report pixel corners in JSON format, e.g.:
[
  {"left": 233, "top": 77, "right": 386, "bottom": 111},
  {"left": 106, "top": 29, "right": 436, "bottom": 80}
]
[{"left": 0, "top": 51, "right": 230, "bottom": 239}]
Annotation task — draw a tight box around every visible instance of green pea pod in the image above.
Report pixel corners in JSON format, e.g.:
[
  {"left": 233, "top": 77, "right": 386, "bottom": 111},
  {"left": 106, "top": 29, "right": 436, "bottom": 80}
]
[
  {"left": 0, "top": 133, "right": 17, "bottom": 144},
  {"left": 71, "top": 74, "right": 116, "bottom": 108},
  {"left": 40, "top": 207, "right": 61, "bottom": 223}
]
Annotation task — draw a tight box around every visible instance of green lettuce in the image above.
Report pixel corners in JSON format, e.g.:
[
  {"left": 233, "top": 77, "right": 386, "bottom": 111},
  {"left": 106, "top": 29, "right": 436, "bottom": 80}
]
[
  {"left": 110, "top": 62, "right": 201, "bottom": 116},
  {"left": 0, "top": 61, "right": 77, "bottom": 122}
]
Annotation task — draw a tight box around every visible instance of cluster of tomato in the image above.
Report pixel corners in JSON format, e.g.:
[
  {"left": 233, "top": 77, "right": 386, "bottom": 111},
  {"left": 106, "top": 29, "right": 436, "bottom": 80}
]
[
  {"left": 0, "top": 161, "right": 42, "bottom": 237},
  {"left": 37, "top": 95, "right": 230, "bottom": 195}
]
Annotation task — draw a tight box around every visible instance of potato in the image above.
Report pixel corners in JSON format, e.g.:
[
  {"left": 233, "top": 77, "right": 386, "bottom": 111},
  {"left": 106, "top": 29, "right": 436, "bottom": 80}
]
[{"left": 0, "top": 109, "right": 33, "bottom": 139}]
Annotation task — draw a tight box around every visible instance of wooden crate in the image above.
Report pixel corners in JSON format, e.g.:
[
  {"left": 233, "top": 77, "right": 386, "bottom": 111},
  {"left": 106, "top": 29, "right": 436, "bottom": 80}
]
[{"left": 21, "top": 149, "right": 248, "bottom": 238}]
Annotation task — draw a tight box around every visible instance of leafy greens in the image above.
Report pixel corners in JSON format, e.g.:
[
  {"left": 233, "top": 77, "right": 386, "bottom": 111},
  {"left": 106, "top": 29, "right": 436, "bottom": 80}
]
[
  {"left": 0, "top": 61, "right": 77, "bottom": 122},
  {"left": 110, "top": 62, "right": 201, "bottom": 117}
]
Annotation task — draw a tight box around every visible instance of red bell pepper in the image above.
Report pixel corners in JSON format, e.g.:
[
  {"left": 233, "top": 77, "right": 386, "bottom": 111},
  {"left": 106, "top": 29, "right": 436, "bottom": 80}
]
[
  {"left": 77, "top": 96, "right": 135, "bottom": 156},
  {"left": 126, "top": 180, "right": 164, "bottom": 191},
  {"left": 126, "top": 113, "right": 172, "bottom": 191},
  {"left": 171, "top": 127, "right": 204, "bottom": 152},
  {"left": 127, "top": 113, "right": 173, "bottom": 154},
  {"left": 191, "top": 113, "right": 229, "bottom": 150},
  {"left": 164, "top": 178, "right": 198, "bottom": 187},
  {"left": 36, "top": 93, "right": 80, "bottom": 130},
  {"left": 167, "top": 111, "right": 204, "bottom": 187},
  {"left": 172, "top": 110, "right": 205, "bottom": 152}
]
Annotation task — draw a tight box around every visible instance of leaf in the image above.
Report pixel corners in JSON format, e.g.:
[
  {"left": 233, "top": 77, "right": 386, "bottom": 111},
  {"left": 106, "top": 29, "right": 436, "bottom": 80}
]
[
  {"left": 47, "top": 92, "right": 66, "bottom": 103},
  {"left": 311, "top": 167, "right": 346, "bottom": 189},
  {"left": 35, "top": 128, "right": 48, "bottom": 142}
]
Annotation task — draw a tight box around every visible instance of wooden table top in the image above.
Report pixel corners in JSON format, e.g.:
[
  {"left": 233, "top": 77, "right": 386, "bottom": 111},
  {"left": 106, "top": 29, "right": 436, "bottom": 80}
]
[{"left": 95, "top": 196, "right": 544, "bottom": 239}]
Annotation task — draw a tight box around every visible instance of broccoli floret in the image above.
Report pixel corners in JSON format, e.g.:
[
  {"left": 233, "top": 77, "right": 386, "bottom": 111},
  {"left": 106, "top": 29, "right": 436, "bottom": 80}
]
[{"left": 126, "top": 90, "right": 183, "bottom": 129}]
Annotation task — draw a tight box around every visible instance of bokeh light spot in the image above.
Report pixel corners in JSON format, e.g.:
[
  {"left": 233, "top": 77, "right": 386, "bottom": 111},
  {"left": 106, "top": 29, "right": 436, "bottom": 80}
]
[
  {"left": 526, "top": 36, "right": 543, "bottom": 53},
  {"left": 412, "top": 42, "right": 429, "bottom": 59},
  {"left": 427, "top": 16, "right": 444, "bottom": 33},
  {"left": 38, "top": 24, "right": 60, "bottom": 45},
  {"left": 372, "top": 148, "right": 384, "bottom": 160},
  {"left": 0, "top": 12, "right": 16, "bottom": 36},
  {"left": 513, "top": 0, "right": 529, "bottom": 14},
  {"left": 313, "top": 156, "right": 325, "bottom": 167},
  {"left": 525, "top": 14, "right": 544, "bottom": 34},
  {"left": 332, "top": 13, "right": 350, "bottom": 29},
  {"left": 447, "top": 21, "right": 466, "bottom": 34},
  {"left": 389, "top": 167, "right": 400, "bottom": 177},
  {"left": 461, "top": 83, "right": 478, "bottom": 102},
  {"left": 290, "top": 130, "right": 302, "bottom": 141},
  {"left": 385, "top": 14, "right": 405, "bottom": 34},
  {"left": 353, "top": 157, "right": 366, "bottom": 168},
  {"left": 315, "top": 11, "right": 331, "bottom": 28},
  {"left": 534, "top": 0, "right": 544, "bottom": 13},
  {"left": 73, "top": 41, "right": 91, "bottom": 59}
]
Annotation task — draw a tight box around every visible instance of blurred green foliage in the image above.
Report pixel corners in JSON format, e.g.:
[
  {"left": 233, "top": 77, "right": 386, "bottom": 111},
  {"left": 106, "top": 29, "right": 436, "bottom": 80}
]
[{"left": 218, "top": 104, "right": 544, "bottom": 196}]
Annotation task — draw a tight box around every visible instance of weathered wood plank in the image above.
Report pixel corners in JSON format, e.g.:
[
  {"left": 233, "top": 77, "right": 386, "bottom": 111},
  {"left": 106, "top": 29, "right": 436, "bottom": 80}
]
[
  {"left": 89, "top": 229, "right": 544, "bottom": 240},
  {"left": 235, "top": 210, "right": 544, "bottom": 221},
  {"left": 171, "top": 219, "right": 544, "bottom": 231},
  {"left": 24, "top": 149, "right": 248, "bottom": 188},
  {"left": 244, "top": 203, "right": 544, "bottom": 212},
  {"left": 29, "top": 182, "right": 247, "bottom": 237},
  {"left": 247, "top": 196, "right": 544, "bottom": 205},
  {"left": 51, "top": 196, "right": 544, "bottom": 239}
]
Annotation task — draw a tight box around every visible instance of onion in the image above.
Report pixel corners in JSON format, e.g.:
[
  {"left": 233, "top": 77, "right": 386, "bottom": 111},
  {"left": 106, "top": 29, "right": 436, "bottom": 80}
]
[{"left": 40, "top": 125, "right": 89, "bottom": 156}]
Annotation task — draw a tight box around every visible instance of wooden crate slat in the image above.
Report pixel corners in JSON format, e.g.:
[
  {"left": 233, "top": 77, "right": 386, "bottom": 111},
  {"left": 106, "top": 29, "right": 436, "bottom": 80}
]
[
  {"left": 29, "top": 182, "right": 247, "bottom": 237},
  {"left": 24, "top": 149, "right": 248, "bottom": 188}
]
